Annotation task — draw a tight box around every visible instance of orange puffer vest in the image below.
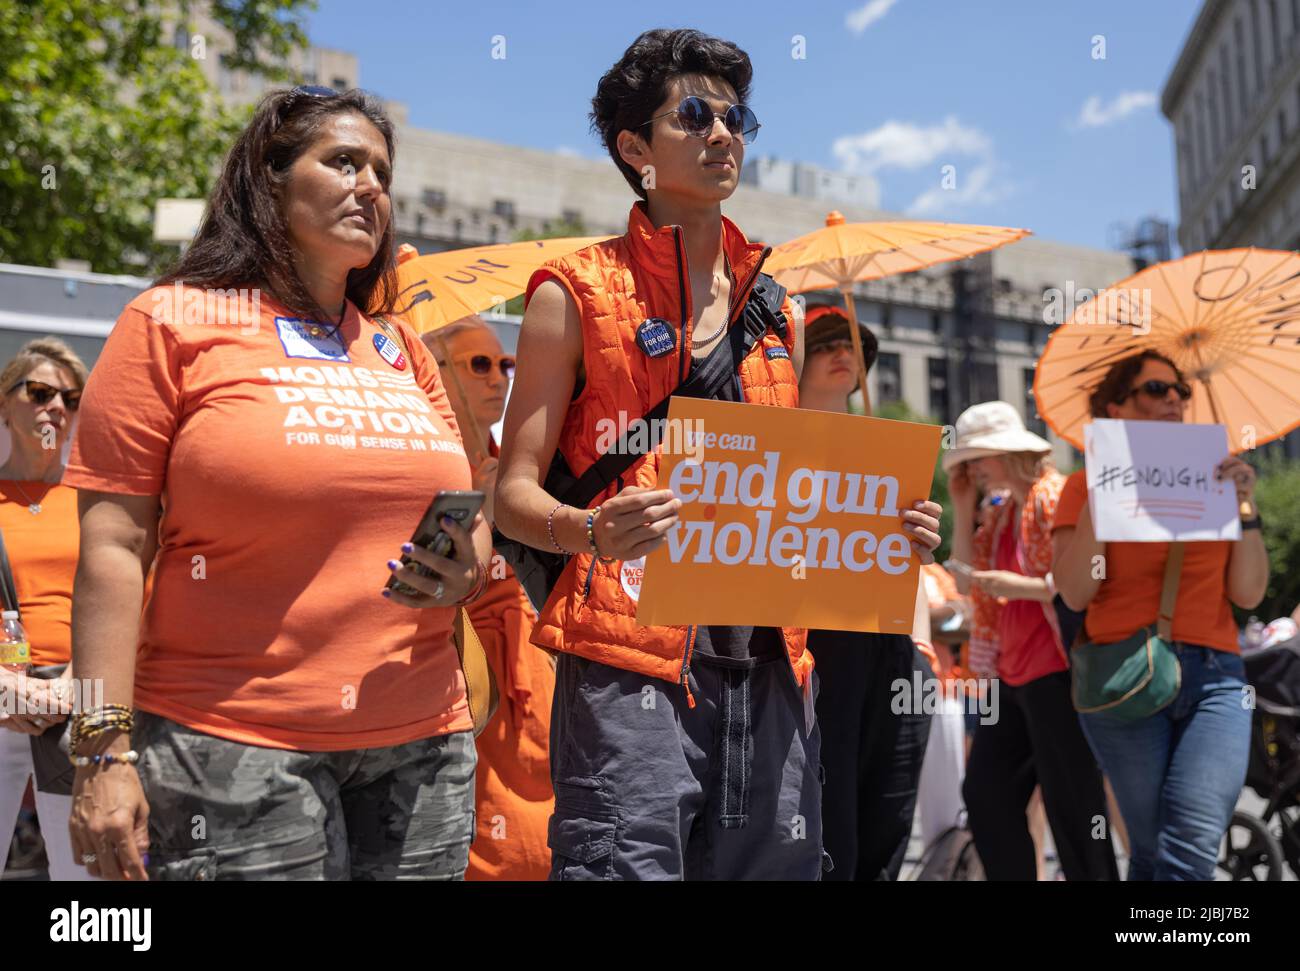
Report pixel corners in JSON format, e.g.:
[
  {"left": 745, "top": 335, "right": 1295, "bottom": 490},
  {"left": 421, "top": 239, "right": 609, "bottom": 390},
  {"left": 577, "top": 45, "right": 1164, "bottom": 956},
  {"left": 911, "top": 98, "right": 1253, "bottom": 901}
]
[{"left": 524, "top": 202, "right": 813, "bottom": 700}]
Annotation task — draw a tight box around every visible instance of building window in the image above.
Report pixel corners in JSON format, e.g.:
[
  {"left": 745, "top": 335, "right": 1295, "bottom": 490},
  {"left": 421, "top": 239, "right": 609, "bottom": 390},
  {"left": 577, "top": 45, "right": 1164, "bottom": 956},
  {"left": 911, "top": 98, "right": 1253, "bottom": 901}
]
[
  {"left": 1195, "top": 91, "right": 1209, "bottom": 183},
  {"left": 927, "top": 357, "right": 949, "bottom": 421},
  {"left": 880, "top": 303, "right": 893, "bottom": 334},
  {"left": 930, "top": 311, "right": 942, "bottom": 335},
  {"left": 1236, "top": 19, "right": 1250, "bottom": 117},
  {"left": 492, "top": 199, "right": 516, "bottom": 224},
  {"left": 331, "top": 76, "right": 349, "bottom": 91},
  {"left": 1207, "top": 73, "right": 1222, "bottom": 150},
  {"left": 1023, "top": 368, "right": 1046, "bottom": 437},
  {"left": 1024, "top": 323, "right": 1035, "bottom": 347},
  {"left": 1251, "top": 0, "right": 1265, "bottom": 88},
  {"left": 971, "top": 362, "right": 999, "bottom": 404},
  {"left": 877, "top": 352, "right": 902, "bottom": 405},
  {"left": 453, "top": 218, "right": 463, "bottom": 239},
  {"left": 422, "top": 188, "right": 446, "bottom": 210},
  {"left": 1219, "top": 45, "right": 1234, "bottom": 136}
]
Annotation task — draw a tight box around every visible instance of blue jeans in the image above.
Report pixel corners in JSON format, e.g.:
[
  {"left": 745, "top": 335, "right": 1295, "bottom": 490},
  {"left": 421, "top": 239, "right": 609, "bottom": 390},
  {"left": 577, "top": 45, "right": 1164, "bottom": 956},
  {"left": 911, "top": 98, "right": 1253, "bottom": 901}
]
[{"left": 1078, "top": 644, "right": 1250, "bottom": 881}]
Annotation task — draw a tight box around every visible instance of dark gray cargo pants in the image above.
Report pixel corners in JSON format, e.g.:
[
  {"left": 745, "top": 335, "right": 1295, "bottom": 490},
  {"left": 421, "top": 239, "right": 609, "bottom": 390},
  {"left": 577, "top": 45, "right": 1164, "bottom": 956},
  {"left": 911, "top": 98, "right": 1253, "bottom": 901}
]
[{"left": 547, "top": 653, "right": 825, "bottom": 880}]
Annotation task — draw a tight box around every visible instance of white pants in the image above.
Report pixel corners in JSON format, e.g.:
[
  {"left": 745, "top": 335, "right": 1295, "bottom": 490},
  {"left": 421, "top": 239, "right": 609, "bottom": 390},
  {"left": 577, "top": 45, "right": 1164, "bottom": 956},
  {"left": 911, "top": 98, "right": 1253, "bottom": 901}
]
[
  {"left": 917, "top": 692, "right": 968, "bottom": 848},
  {"left": 0, "top": 727, "right": 97, "bottom": 880}
]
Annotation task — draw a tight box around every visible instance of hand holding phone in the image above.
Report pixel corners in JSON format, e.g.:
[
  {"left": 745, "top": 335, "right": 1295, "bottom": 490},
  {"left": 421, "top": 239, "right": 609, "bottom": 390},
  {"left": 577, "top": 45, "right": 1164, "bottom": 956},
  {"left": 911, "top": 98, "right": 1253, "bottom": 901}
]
[{"left": 385, "top": 490, "right": 485, "bottom": 602}]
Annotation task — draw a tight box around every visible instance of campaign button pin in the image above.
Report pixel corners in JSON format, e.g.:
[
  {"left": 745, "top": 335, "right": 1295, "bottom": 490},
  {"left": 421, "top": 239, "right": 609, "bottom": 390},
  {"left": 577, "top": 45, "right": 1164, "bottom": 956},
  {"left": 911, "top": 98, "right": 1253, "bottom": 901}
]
[
  {"left": 635, "top": 318, "right": 676, "bottom": 358},
  {"left": 373, "top": 332, "right": 407, "bottom": 370}
]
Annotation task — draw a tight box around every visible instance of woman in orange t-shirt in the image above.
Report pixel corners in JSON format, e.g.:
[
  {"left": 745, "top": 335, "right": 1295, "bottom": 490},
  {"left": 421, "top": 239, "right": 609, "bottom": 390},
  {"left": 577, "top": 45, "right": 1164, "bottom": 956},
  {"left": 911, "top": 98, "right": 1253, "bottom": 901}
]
[
  {"left": 0, "top": 337, "right": 96, "bottom": 881},
  {"left": 63, "top": 88, "right": 493, "bottom": 882},
  {"left": 423, "top": 317, "right": 555, "bottom": 881},
  {"left": 1052, "top": 350, "right": 1268, "bottom": 881}
]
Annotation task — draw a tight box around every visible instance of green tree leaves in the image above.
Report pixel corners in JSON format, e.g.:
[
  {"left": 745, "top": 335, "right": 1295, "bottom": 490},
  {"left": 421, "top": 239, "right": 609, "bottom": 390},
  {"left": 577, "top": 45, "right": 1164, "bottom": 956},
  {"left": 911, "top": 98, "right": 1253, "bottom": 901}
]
[{"left": 0, "top": 0, "right": 313, "bottom": 274}]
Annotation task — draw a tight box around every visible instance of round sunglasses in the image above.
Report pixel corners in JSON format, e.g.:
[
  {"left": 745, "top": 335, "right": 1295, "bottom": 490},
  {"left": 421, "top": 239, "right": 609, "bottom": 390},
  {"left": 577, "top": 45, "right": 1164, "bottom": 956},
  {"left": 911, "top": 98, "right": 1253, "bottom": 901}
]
[
  {"left": 450, "top": 353, "right": 515, "bottom": 380},
  {"left": 640, "top": 96, "right": 761, "bottom": 145},
  {"left": 8, "top": 379, "right": 81, "bottom": 411},
  {"left": 1117, "top": 378, "right": 1192, "bottom": 404}
]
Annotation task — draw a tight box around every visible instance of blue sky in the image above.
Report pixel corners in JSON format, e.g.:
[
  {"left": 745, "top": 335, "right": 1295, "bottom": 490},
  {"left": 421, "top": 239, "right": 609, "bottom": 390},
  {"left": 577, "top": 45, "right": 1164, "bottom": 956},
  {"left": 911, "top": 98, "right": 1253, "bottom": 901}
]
[{"left": 306, "top": 0, "right": 1202, "bottom": 252}]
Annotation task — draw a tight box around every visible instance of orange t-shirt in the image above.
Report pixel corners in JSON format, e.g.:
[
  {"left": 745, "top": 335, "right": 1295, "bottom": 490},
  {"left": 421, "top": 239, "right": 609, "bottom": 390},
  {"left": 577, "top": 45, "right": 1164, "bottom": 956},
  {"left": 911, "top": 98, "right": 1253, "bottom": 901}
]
[
  {"left": 0, "top": 482, "right": 77, "bottom": 666},
  {"left": 64, "top": 285, "right": 475, "bottom": 749},
  {"left": 1053, "top": 470, "right": 1238, "bottom": 654}
]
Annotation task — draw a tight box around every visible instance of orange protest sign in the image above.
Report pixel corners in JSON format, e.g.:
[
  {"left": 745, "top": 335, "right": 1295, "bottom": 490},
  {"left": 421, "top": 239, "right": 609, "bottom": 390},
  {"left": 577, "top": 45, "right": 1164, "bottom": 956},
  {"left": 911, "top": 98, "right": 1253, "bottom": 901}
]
[{"left": 635, "top": 397, "right": 942, "bottom": 634}]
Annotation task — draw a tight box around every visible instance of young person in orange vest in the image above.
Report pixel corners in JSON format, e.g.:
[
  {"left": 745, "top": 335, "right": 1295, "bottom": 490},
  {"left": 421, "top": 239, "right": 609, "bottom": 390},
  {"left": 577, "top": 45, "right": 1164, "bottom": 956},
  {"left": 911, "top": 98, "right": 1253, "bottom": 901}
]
[
  {"left": 495, "top": 29, "right": 943, "bottom": 880},
  {"left": 421, "top": 317, "right": 556, "bottom": 881}
]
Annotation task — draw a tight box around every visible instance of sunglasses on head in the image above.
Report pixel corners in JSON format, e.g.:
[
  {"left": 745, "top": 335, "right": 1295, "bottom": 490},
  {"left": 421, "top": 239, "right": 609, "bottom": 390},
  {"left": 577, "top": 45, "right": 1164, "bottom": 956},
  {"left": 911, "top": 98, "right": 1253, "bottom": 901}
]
[
  {"left": 9, "top": 379, "right": 81, "bottom": 411},
  {"left": 1117, "top": 379, "right": 1192, "bottom": 404},
  {"left": 277, "top": 84, "right": 339, "bottom": 120},
  {"left": 451, "top": 353, "right": 515, "bottom": 379},
  {"left": 640, "top": 96, "right": 761, "bottom": 145}
]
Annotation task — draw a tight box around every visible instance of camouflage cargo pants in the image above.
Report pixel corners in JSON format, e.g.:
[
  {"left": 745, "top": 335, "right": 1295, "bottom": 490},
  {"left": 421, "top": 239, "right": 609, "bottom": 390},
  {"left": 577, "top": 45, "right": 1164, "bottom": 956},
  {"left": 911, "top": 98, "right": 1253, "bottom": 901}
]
[{"left": 134, "top": 710, "right": 476, "bottom": 880}]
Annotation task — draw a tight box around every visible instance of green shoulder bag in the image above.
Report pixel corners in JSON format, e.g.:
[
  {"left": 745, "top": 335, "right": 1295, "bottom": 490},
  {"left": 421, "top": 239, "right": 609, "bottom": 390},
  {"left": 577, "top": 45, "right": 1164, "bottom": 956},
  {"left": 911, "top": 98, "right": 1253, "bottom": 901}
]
[{"left": 1071, "top": 542, "right": 1184, "bottom": 720}]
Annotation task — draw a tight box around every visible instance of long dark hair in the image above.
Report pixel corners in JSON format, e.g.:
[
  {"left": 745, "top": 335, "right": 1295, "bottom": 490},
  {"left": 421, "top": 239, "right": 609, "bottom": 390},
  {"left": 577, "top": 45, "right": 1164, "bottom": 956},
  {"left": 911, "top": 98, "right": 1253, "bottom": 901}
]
[{"left": 157, "top": 88, "right": 399, "bottom": 319}]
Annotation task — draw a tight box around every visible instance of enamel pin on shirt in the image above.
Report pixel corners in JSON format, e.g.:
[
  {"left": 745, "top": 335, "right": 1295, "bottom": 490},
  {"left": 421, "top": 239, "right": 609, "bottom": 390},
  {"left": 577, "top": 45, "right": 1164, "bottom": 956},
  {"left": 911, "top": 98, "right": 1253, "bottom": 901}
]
[
  {"left": 373, "top": 332, "right": 407, "bottom": 370},
  {"left": 636, "top": 318, "right": 677, "bottom": 358}
]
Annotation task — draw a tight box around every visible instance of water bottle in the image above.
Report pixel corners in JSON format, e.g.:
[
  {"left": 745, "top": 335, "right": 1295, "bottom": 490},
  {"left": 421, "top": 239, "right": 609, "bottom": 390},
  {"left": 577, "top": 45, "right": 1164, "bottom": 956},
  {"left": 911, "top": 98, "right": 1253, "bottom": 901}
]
[
  {"left": 1, "top": 610, "right": 30, "bottom": 673},
  {"left": 1243, "top": 615, "right": 1265, "bottom": 652}
]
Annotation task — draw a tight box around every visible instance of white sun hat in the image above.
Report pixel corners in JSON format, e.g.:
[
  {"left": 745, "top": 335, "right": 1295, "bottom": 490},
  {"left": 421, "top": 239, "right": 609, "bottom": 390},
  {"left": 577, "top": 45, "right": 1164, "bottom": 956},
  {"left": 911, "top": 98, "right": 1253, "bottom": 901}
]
[{"left": 941, "top": 400, "right": 1053, "bottom": 473}]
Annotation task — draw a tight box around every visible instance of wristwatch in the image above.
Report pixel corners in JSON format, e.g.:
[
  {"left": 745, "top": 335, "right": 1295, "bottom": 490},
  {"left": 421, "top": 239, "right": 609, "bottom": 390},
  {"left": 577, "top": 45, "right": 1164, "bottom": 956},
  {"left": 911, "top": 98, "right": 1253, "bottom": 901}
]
[{"left": 1240, "top": 501, "right": 1262, "bottom": 530}]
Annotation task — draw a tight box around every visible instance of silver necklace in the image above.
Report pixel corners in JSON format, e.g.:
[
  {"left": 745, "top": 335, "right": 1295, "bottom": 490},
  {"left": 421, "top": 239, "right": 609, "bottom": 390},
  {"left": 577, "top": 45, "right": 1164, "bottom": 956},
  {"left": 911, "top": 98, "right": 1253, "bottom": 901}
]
[{"left": 11, "top": 481, "right": 43, "bottom": 515}]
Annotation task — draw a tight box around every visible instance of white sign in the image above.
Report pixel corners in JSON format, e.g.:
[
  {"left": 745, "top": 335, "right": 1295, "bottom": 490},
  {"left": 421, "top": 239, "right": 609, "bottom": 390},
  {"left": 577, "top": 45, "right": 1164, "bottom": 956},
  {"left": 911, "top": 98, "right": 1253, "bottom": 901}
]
[{"left": 1084, "top": 419, "right": 1241, "bottom": 543}]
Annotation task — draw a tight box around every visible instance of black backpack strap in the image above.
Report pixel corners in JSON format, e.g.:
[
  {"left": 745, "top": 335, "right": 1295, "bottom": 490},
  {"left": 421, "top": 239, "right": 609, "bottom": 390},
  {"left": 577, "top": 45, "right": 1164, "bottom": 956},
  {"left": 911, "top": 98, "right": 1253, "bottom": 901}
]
[{"left": 561, "top": 274, "right": 787, "bottom": 509}]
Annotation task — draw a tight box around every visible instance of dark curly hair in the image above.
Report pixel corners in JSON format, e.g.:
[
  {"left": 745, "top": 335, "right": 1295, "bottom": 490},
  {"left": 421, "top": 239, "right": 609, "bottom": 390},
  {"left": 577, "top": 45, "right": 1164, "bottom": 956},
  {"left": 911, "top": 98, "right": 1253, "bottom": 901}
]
[
  {"left": 157, "top": 88, "right": 399, "bottom": 320},
  {"left": 1088, "top": 350, "right": 1185, "bottom": 418},
  {"left": 590, "top": 29, "right": 753, "bottom": 199}
]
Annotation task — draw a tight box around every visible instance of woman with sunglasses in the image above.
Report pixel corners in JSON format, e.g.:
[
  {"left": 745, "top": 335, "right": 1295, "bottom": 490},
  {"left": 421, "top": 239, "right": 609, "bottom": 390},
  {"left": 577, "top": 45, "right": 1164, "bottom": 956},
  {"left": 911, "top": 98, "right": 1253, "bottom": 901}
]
[
  {"left": 1052, "top": 350, "right": 1267, "bottom": 880},
  {"left": 421, "top": 316, "right": 555, "bottom": 881},
  {"left": 63, "top": 87, "right": 492, "bottom": 881},
  {"left": 947, "top": 400, "right": 1120, "bottom": 881},
  {"left": 0, "top": 338, "right": 96, "bottom": 880}
]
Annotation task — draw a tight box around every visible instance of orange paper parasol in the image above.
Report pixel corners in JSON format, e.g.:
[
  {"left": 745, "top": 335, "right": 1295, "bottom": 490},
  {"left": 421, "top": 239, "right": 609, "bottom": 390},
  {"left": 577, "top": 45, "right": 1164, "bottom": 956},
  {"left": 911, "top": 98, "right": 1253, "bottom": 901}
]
[
  {"left": 766, "top": 212, "right": 1031, "bottom": 408},
  {"left": 1033, "top": 248, "right": 1300, "bottom": 454},
  {"left": 394, "top": 236, "right": 611, "bottom": 333}
]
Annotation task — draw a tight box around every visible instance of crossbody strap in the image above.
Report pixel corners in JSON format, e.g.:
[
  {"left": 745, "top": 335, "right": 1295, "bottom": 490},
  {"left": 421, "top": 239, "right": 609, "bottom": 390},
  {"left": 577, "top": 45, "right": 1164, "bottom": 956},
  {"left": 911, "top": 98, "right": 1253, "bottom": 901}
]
[
  {"left": 1156, "top": 541, "right": 1184, "bottom": 641},
  {"left": 561, "top": 276, "right": 787, "bottom": 510}
]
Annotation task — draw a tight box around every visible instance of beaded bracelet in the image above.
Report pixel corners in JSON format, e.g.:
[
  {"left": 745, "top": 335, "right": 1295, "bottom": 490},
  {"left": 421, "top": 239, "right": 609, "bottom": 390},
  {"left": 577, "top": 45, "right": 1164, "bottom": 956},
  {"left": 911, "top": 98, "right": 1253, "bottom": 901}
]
[
  {"left": 546, "top": 502, "right": 569, "bottom": 553},
  {"left": 69, "top": 705, "right": 134, "bottom": 753},
  {"left": 70, "top": 750, "right": 140, "bottom": 768},
  {"left": 587, "top": 506, "right": 617, "bottom": 562}
]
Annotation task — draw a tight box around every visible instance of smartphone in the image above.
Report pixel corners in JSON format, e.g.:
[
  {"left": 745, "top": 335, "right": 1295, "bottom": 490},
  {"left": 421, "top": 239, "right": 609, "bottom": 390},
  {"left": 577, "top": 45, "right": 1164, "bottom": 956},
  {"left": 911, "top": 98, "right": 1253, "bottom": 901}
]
[{"left": 386, "top": 490, "right": 485, "bottom": 598}]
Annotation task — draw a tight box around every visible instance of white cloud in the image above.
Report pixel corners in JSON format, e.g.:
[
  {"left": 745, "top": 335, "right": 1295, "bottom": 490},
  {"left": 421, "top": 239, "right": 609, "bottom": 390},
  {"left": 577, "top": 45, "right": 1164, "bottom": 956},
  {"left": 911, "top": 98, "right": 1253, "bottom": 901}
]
[
  {"left": 832, "top": 116, "right": 992, "bottom": 175},
  {"left": 845, "top": 0, "right": 898, "bottom": 34},
  {"left": 1074, "top": 91, "right": 1157, "bottom": 129},
  {"left": 830, "top": 116, "right": 1012, "bottom": 216},
  {"left": 905, "top": 162, "right": 1011, "bottom": 216}
]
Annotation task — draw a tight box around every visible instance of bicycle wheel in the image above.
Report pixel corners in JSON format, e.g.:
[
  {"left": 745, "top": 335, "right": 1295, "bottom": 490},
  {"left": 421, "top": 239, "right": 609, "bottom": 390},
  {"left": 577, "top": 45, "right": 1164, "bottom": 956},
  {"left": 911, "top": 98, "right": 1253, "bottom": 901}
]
[{"left": 1217, "top": 811, "right": 1285, "bottom": 881}]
